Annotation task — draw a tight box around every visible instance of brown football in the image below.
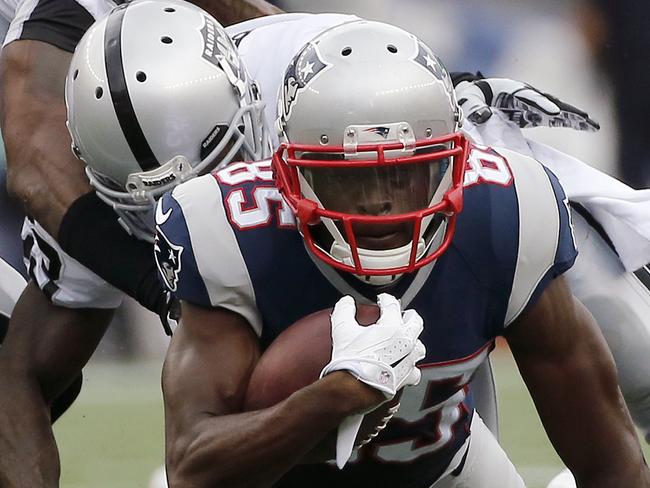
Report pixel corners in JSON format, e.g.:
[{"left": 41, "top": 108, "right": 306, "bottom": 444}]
[{"left": 243, "top": 304, "right": 400, "bottom": 463}]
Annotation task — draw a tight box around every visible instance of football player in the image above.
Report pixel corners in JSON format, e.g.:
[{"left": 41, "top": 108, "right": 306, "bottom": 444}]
[
  {"left": 156, "top": 20, "right": 649, "bottom": 487},
  {"left": 228, "top": 16, "right": 650, "bottom": 487},
  {"left": 0, "top": 1, "right": 619, "bottom": 485}
]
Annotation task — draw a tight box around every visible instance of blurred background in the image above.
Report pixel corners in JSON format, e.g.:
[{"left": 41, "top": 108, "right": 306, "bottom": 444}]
[{"left": 23, "top": 0, "right": 648, "bottom": 487}]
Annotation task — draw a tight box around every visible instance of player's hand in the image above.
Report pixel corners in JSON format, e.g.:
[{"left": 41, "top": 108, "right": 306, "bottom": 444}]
[
  {"left": 455, "top": 78, "right": 600, "bottom": 131},
  {"left": 321, "top": 294, "right": 425, "bottom": 468},
  {"left": 321, "top": 294, "right": 426, "bottom": 402}
]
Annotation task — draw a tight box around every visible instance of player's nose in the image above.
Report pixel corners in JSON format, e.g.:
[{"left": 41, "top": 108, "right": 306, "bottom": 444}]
[{"left": 357, "top": 201, "right": 393, "bottom": 216}]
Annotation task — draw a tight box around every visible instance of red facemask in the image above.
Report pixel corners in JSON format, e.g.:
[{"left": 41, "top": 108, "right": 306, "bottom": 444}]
[{"left": 272, "top": 132, "right": 469, "bottom": 277}]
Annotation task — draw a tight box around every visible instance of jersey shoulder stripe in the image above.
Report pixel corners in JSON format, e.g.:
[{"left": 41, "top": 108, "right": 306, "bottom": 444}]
[
  {"left": 502, "top": 147, "right": 577, "bottom": 325},
  {"left": 155, "top": 174, "right": 262, "bottom": 335}
]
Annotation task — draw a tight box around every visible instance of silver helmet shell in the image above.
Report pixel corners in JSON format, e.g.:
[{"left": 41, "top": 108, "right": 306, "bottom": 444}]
[{"left": 66, "top": 0, "right": 271, "bottom": 241}]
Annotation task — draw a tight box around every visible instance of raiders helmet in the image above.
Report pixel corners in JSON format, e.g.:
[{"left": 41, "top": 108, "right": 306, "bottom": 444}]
[{"left": 66, "top": 0, "right": 271, "bottom": 241}]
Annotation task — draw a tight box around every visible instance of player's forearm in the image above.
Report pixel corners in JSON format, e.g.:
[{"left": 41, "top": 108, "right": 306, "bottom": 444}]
[
  {"left": 188, "top": 0, "right": 283, "bottom": 26},
  {"left": 166, "top": 372, "right": 371, "bottom": 487},
  {"left": 508, "top": 281, "right": 650, "bottom": 486},
  {"left": 559, "top": 379, "right": 650, "bottom": 487},
  {"left": 0, "top": 375, "right": 60, "bottom": 487},
  {"left": 3, "top": 118, "right": 90, "bottom": 236},
  {"left": 513, "top": 331, "right": 650, "bottom": 486},
  {"left": 1, "top": 40, "right": 90, "bottom": 237}
]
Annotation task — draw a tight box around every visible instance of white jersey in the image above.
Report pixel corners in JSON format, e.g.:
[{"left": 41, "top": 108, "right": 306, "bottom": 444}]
[{"left": 226, "top": 13, "right": 360, "bottom": 146}]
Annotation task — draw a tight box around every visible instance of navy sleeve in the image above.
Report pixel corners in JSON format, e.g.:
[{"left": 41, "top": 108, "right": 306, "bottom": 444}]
[{"left": 154, "top": 191, "right": 212, "bottom": 307}]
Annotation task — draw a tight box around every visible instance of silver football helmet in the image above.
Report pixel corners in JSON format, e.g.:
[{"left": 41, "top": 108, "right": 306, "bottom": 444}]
[
  {"left": 273, "top": 20, "right": 466, "bottom": 285},
  {"left": 66, "top": 0, "right": 271, "bottom": 242}
]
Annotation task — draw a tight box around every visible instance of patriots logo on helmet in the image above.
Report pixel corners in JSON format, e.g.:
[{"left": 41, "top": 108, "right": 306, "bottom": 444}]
[
  {"left": 281, "top": 43, "right": 329, "bottom": 119},
  {"left": 413, "top": 40, "right": 445, "bottom": 82},
  {"left": 154, "top": 226, "right": 184, "bottom": 292},
  {"left": 363, "top": 126, "right": 391, "bottom": 139}
]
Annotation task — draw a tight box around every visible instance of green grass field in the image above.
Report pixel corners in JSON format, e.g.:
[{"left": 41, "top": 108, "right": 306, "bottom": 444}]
[{"left": 54, "top": 347, "right": 647, "bottom": 488}]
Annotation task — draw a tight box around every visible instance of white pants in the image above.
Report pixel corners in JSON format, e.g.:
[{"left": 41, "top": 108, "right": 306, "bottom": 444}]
[
  {"left": 433, "top": 414, "right": 525, "bottom": 488},
  {"left": 565, "top": 209, "right": 650, "bottom": 438}
]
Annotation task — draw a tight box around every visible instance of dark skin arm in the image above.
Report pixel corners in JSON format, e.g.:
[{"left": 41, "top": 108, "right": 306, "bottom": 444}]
[
  {"left": 164, "top": 301, "right": 383, "bottom": 488},
  {"left": 506, "top": 276, "right": 650, "bottom": 487},
  {"left": 0, "top": 283, "right": 113, "bottom": 488},
  {"left": 0, "top": 40, "right": 90, "bottom": 238},
  {"left": 190, "top": 0, "right": 283, "bottom": 26}
]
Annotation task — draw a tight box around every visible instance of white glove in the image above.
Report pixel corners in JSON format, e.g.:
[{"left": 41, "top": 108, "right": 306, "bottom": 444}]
[
  {"left": 320, "top": 294, "right": 426, "bottom": 468},
  {"left": 455, "top": 78, "right": 600, "bottom": 131},
  {"left": 321, "top": 293, "right": 426, "bottom": 397}
]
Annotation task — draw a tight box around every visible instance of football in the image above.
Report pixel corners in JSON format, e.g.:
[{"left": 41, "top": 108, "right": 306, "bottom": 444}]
[{"left": 244, "top": 304, "right": 401, "bottom": 463}]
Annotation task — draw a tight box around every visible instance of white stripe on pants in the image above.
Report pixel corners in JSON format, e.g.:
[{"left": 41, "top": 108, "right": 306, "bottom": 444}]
[{"left": 432, "top": 414, "right": 525, "bottom": 488}]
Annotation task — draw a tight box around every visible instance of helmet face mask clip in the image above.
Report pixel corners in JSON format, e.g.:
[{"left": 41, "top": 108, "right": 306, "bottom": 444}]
[{"left": 125, "top": 156, "right": 193, "bottom": 203}]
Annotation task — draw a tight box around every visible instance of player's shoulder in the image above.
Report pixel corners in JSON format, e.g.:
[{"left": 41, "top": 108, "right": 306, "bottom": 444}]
[
  {"left": 456, "top": 142, "right": 577, "bottom": 326},
  {"left": 154, "top": 162, "right": 285, "bottom": 334},
  {"left": 156, "top": 158, "right": 290, "bottom": 251},
  {"left": 461, "top": 142, "right": 568, "bottom": 229},
  {"left": 154, "top": 173, "right": 222, "bottom": 303}
]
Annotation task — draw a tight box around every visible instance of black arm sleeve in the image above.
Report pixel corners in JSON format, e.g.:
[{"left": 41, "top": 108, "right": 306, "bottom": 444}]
[
  {"left": 15, "top": 0, "right": 95, "bottom": 53},
  {"left": 57, "top": 192, "right": 173, "bottom": 329},
  {"left": 450, "top": 71, "right": 484, "bottom": 87}
]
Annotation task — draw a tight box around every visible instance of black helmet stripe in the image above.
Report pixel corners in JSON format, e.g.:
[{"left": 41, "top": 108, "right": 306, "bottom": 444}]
[{"left": 104, "top": 3, "right": 159, "bottom": 172}]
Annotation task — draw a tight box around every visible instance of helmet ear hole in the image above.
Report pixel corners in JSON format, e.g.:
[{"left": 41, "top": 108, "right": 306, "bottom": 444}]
[
  {"left": 73, "top": 69, "right": 79, "bottom": 80},
  {"left": 341, "top": 47, "right": 352, "bottom": 57},
  {"left": 387, "top": 44, "right": 398, "bottom": 54},
  {"left": 163, "top": 7, "right": 175, "bottom": 13},
  {"left": 161, "top": 36, "right": 173, "bottom": 44},
  {"left": 136, "top": 71, "right": 147, "bottom": 82},
  {"left": 95, "top": 87, "right": 103, "bottom": 99}
]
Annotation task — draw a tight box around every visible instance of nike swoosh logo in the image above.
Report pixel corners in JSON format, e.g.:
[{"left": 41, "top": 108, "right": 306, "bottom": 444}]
[{"left": 155, "top": 201, "right": 172, "bottom": 225}]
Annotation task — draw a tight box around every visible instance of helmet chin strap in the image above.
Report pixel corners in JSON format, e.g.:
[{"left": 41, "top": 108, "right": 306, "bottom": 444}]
[
  {"left": 331, "top": 220, "right": 446, "bottom": 286},
  {"left": 331, "top": 239, "right": 426, "bottom": 286}
]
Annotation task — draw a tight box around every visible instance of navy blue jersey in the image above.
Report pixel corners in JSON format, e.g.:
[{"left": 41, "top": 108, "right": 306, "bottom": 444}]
[{"left": 155, "top": 144, "right": 576, "bottom": 487}]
